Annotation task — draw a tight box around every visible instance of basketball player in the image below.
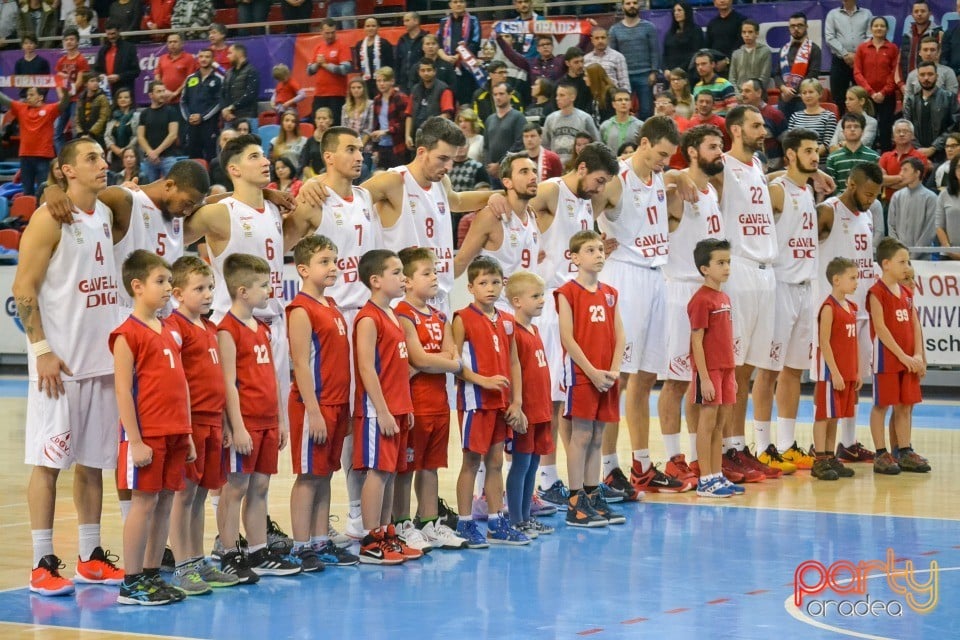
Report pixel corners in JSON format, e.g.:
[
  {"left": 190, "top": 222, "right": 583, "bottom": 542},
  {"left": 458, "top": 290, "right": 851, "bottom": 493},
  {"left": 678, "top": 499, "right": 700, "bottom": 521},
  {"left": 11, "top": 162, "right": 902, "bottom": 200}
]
[{"left": 13, "top": 138, "right": 124, "bottom": 595}]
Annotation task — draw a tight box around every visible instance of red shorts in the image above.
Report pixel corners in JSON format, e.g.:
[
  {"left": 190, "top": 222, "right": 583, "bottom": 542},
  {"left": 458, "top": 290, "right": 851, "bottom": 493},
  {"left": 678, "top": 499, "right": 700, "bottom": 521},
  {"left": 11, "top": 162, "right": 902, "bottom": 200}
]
[
  {"left": 508, "top": 421, "right": 554, "bottom": 456},
  {"left": 289, "top": 401, "right": 350, "bottom": 476},
  {"left": 458, "top": 409, "right": 508, "bottom": 455},
  {"left": 354, "top": 414, "right": 410, "bottom": 473},
  {"left": 185, "top": 423, "right": 225, "bottom": 491},
  {"left": 814, "top": 380, "right": 858, "bottom": 421},
  {"left": 563, "top": 380, "right": 620, "bottom": 422},
  {"left": 873, "top": 371, "right": 922, "bottom": 407},
  {"left": 410, "top": 413, "right": 450, "bottom": 471},
  {"left": 690, "top": 368, "right": 736, "bottom": 406},
  {"left": 118, "top": 433, "right": 190, "bottom": 493},
  {"left": 224, "top": 427, "right": 279, "bottom": 476}
]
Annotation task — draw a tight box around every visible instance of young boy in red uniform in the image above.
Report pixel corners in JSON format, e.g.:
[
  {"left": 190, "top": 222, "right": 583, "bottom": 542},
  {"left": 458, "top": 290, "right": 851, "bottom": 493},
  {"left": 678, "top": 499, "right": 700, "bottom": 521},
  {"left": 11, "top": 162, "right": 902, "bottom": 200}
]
[
  {"left": 287, "top": 236, "right": 360, "bottom": 571},
  {"left": 395, "top": 247, "right": 467, "bottom": 551},
  {"left": 453, "top": 257, "right": 527, "bottom": 548},
  {"left": 688, "top": 239, "right": 742, "bottom": 499},
  {"left": 557, "top": 231, "right": 626, "bottom": 526},
  {"left": 167, "top": 257, "right": 239, "bottom": 593},
  {"left": 113, "top": 250, "right": 194, "bottom": 605},
  {"left": 868, "top": 238, "right": 930, "bottom": 475},
  {"left": 354, "top": 249, "right": 420, "bottom": 565},
  {"left": 505, "top": 271, "right": 556, "bottom": 538},
  {"left": 812, "top": 257, "right": 860, "bottom": 481},
  {"left": 218, "top": 254, "right": 301, "bottom": 581}
]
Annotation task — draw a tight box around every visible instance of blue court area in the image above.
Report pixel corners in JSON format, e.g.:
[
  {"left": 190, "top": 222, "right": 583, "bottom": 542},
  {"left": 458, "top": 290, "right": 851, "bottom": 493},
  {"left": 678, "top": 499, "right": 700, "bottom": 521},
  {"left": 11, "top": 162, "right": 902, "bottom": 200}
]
[{"left": 0, "top": 502, "right": 957, "bottom": 639}]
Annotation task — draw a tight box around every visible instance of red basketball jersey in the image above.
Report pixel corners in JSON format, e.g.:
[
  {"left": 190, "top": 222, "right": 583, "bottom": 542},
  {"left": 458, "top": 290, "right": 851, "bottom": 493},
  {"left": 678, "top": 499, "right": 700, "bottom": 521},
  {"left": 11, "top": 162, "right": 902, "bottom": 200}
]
[
  {"left": 816, "top": 296, "right": 859, "bottom": 382},
  {"left": 286, "top": 292, "right": 351, "bottom": 406},
  {"left": 396, "top": 300, "right": 449, "bottom": 414},
  {"left": 217, "top": 313, "right": 278, "bottom": 429},
  {"left": 868, "top": 281, "right": 916, "bottom": 374},
  {"left": 168, "top": 311, "right": 226, "bottom": 428},
  {"left": 455, "top": 304, "right": 514, "bottom": 412},
  {"left": 514, "top": 322, "right": 553, "bottom": 424},
  {"left": 353, "top": 301, "right": 414, "bottom": 417},
  {"left": 687, "top": 286, "right": 735, "bottom": 372},
  {"left": 555, "top": 281, "right": 619, "bottom": 387},
  {"left": 109, "top": 316, "right": 191, "bottom": 438}
]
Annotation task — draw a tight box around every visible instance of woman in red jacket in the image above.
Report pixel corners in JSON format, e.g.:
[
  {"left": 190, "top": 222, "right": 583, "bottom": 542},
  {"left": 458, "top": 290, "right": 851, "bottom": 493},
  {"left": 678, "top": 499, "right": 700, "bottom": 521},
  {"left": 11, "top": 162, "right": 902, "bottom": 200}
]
[{"left": 854, "top": 16, "right": 900, "bottom": 151}]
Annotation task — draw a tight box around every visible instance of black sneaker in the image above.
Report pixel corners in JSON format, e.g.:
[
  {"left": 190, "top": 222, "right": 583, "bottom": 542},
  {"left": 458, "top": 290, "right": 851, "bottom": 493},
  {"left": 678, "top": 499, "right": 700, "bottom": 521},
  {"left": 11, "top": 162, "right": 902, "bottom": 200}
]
[
  {"left": 314, "top": 540, "right": 360, "bottom": 566},
  {"left": 144, "top": 570, "right": 185, "bottom": 602},
  {"left": 589, "top": 489, "right": 626, "bottom": 525},
  {"left": 597, "top": 482, "right": 627, "bottom": 503},
  {"left": 292, "top": 546, "right": 324, "bottom": 573},
  {"left": 266, "top": 516, "right": 293, "bottom": 554},
  {"left": 828, "top": 456, "right": 855, "bottom": 478},
  {"left": 160, "top": 547, "right": 176, "bottom": 573},
  {"left": 221, "top": 549, "right": 260, "bottom": 584},
  {"left": 437, "top": 497, "right": 460, "bottom": 531},
  {"left": 117, "top": 574, "right": 173, "bottom": 606},
  {"left": 565, "top": 490, "right": 607, "bottom": 528},
  {"left": 811, "top": 457, "right": 839, "bottom": 481},
  {"left": 248, "top": 547, "right": 303, "bottom": 576},
  {"left": 604, "top": 467, "right": 641, "bottom": 502}
]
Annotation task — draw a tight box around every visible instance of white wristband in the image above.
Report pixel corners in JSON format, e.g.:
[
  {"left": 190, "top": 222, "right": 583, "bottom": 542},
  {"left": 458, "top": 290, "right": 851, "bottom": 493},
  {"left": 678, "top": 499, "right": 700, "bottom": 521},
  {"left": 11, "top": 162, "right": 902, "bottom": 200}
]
[{"left": 32, "top": 340, "right": 51, "bottom": 357}]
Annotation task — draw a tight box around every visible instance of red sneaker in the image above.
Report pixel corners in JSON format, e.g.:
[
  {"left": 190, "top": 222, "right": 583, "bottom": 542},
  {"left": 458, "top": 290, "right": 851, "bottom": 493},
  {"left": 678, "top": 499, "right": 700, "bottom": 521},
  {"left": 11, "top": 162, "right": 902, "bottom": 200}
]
[
  {"left": 724, "top": 448, "right": 763, "bottom": 483},
  {"left": 386, "top": 524, "right": 423, "bottom": 561},
  {"left": 630, "top": 459, "right": 689, "bottom": 493},
  {"left": 75, "top": 547, "right": 124, "bottom": 585},
  {"left": 689, "top": 459, "right": 701, "bottom": 478},
  {"left": 739, "top": 447, "right": 782, "bottom": 479},
  {"left": 664, "top": 454, "right": 698, "bottom": 491},
  {"left": 358, "top": 528, "right": 405, "bottom": 565},
  {"left": 30, "top": 555, "right": 75, "bottom": 596},
  {"left": 837, "top": 442, "right": 876, "bottom": 463}
]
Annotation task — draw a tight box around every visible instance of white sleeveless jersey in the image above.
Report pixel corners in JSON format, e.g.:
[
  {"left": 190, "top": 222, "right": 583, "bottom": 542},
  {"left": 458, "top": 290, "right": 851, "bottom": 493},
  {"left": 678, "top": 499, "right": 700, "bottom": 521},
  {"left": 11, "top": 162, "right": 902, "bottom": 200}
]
[
  {"left": 28, "top": 201, "right": 118, "bottom": 381},
  {"left": 480, "top": 207, "right": 540, "bottom": 277},
  {"left": 819, "top": 196, "right": 875, "bottom": 318},
  {"left": 770, "top": 176, "right": 818, "bottom": 284},
  {"left": 210, "top": 197, "right": 285, "bottom": 322},
  {"left": 315, "top": 186, "right": 380, "bottom": 310},
  {"left": 385, "top": 166, "right": 454, "bottom": 297},
  {"left": 597, "top": 160, "right": 669, "bottom": 268},
  {"left": 663, "top": 184, "right": 724, "bottom": 281},
  {"left": 538, "top": 177, "right": 594, "bottom": 290},
  {"left": 720, "top": 153, "right": 777, "bottom": 263}
]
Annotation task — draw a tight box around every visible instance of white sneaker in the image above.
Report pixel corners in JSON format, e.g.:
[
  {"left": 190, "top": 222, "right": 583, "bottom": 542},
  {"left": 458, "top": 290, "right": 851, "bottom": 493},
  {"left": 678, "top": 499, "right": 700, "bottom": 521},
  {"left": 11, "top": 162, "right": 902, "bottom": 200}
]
[
  {"left": 421, "top": 520, "right": 468, "bottom": 550},
  {"left": 397, "top": 520, "right": 433, "bottom": 553},
  {"left": 328, "top": 516, "right": 353, "bottom": 548},
  {"left": 345, "top": 515, "right": 365, "bottom": 540}
]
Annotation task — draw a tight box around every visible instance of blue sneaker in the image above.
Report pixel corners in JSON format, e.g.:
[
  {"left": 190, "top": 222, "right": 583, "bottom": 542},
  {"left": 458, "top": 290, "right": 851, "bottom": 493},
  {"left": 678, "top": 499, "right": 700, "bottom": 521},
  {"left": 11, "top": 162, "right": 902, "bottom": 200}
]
[
  {"left": 719, "top": 476, "right": 745, "bottom": 495},
  {"left": 696, "top": 477, "right": 734, "bottom": 498},
  {"left": 456, "top": 519, "right": 490, "bottom": 549},
  {"left": 537, "top": 480, "right": 570, "bottom": 510},
  {"left": 486, "top": 516, "right": 531, "bottom": 546}
]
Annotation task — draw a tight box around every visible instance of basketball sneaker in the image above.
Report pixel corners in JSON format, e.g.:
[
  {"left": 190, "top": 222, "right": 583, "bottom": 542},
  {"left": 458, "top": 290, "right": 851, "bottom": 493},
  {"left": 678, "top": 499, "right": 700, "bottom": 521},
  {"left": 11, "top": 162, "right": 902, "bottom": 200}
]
[
  {"left": 196, "top": 558, "right": 240, "bottom": 588},
  {"left": 811, "top": 457, "right": 839, "bottom": 480},
  {"left": 161, "top": 547, "right": 176, "bottom": 572},
  {"left": 837, "top": 441, "right": 875, "bottom": 462},
  {"left": 723, "top": 448, "right": 762, "bottom": 483},
  {"left": 898, "top": 450, "right": 931, "bottom": 473},
  {"left": 873, "top": 451, "right": 901, "bottom": 475},
  {"left": 696, "top": 476, "right": 734, "bottom": 498},
  {"left": 30, "top": 555, "right": 75, "bottom": 596},
  {"left": 530, "top": 493, "right": 559, "bottom": 516},
  {"left": 664, "top": 454, "right": 699, "bottom": 490},
  {"left": 117, "top": 574, "right": 173, "bottom": 606},
  {"left": 603, "top": 467, "right": 642, "bottom": 502},
  {"left": 248, "top": 547, "right": 302, "bottom": 576},
  {"left": 471, "top": 494, "right": 489, "bottom": 521},
  {"left": 588, "top": 489, "right": 626, "bottom": 524},
  {"left": 758, "top": 445, "right": 798, "bottom": 475},
  {"left": 386, "top": 524, "right": 423, "bottom": 560},
  {"left": 170, "top": 560, "right": 213, "bottom": 595},
  {"left": 420, "top": 520, "right": 468, "bottom": 550},
  {"left": 327, "top": 516, "right": 353, "bottom": 548},
  {"left": 437, "top": 497, "right": 461, "bottom": 530},
  {"left": 358, "top": 528, "right": 405, "bottom": 565},
  {"left": 739, "top": 447, "right": 780, "bottom": 479},
  {"left": 75, "top": 547, "right": 124, "bottom": 585},
  {"left": 537, "top": 480, "right": 571, "bottom": 510},
  {"left": 689, "top": 459, "right": 701, "bottom": 478},
  {"left": 396, "top": 520, "right": 433, "bottom": 554},
  {"left": 718, "top": 476, "right": 745, "bottom": 494},
  {"left": 781, "top": 442, "right": 814, "bottom": 470},
  {"left": 565, "top": 490, "right": 607, "bottom": 528},
  {"left": 827, "top": 455, "right": 855, "bottom": 477},
  {"left": 630, "top": 460, "right": 688, "bottom": 493},
  {"left": 144, "top": 570, "right": 184, "bottom": 602},
  {"left": 517, "top": 517, "right": 555, "bottom": 538},
  {"left": 598, "top": 482, "right": 627, "bottom": 503},
  {"left": 455, "top": 519, "right": 490, "bottom": 549},
  {"left": 345, "top": 515, "right": 365, "bottom": 541},
  {"left": 314, "top": 540, "right": 360, "bottom": 566},
  {"left": 291, "top": 546, "right": 324, "bottom": 573},
  {"left": 267, "top": 516, "right": 293, "bottom": 554},
  {"left": 210, "top": 535, "right": 227, "bottom": 562},
  {"left": 220, "top": 549, "right": 260, "bottom": 584},
  {"left": 486, "top": 517, "right": 531, "bottom": 545}
]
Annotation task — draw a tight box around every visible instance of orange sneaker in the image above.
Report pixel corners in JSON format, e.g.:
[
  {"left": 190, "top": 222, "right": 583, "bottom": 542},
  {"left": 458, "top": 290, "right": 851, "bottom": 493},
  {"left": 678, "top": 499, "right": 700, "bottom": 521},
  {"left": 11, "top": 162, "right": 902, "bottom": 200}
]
[
  {"left": 31, "top": 555, "right": 75, "bottom": 596},
  {"left": 665, "top": 454, "right": 698, "bottom": 491},
  {"left": 358, "top": 528, "right": 405, "bottom": 565},
  {"left": 75, "top": 547, "right": 124, "bottom": 585},
  {"left": 386, "top": 524, "right": 423, "bottom": 560},
  {"left": 689, "top": 459, "right": 701, "bottom": 478}
]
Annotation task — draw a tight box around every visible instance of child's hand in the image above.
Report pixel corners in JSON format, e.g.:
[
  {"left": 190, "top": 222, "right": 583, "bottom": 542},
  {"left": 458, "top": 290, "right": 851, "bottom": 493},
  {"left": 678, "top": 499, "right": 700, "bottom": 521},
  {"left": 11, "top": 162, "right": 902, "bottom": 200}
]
[
  {"left": 279, "top": 429, "right": 289, "bottom": 451},
  {"left": 854, "top": 376, "right": 863, "bottom": 391},
  {"left": 233, "top": 429, "right": 253, "bottom": 455},
  {"left": 700, "top": 377, "right": 716, "bottom": 403},
  {"left": 379, "top": 414, "right": 399, "bottom": 436},
  {"left": 186, "top": 439, "right": 197, "bottom": 463},
  {"left": 479, "top": 375, "right": 510, "bottom": 391},
  {"left": 505, "top": 403, "right": 524, "bottom": 431},
  {"left": 915, "top": 354, "right": 927, "bottom": 378},
  {"left": 307, "top": 406, "right": 328, "bottom": 444},
  {"left": 408, "top": 413, "right": 415, "bottom": 430},
  {"left": 221, "top": 429, "right": 232, "bottom": 449},
  {"left": 899, "top": 354, "right": 922, "bottom": 373},
  {"left": 130, "top": 441, "right": 153, "bottom": 467},
  {"left": 830, "top": 371, "right": 845, "bottom": 391},
  {"left": 587, "top": 368, "right": 609, "bottom": 392}
]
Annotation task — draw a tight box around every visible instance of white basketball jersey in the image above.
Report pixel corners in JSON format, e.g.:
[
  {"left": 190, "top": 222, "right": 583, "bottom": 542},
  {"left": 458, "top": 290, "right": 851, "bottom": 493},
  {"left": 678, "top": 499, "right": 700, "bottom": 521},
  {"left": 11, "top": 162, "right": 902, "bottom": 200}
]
[
  {"left": 210, "top": 197, "right": 285, "bottom": 322},
  {"left": 770, "top": 176, "right": 818, "bottom": 284},
  {"left": 720, "top": 154, "right": 777, "bottom": 263},
  {"left": 315, "top": 186, "right": 380, "bottom": 310},
  {"left": 480, "top": 207, "right": 540, "bottom": 277},
  {"left": 385, "top": 166, "right": 454, "bottom": 297},
  {"left": 538, "top": 177, "right": 593, "bottom": 290},
  {"left": 819, "top": 196, "right": 875, "bottom": 319},
  {"left": 664, "top": 183, "right": 724, "bottom": 281},
  {"left": 598, "top": 160, "right": 669, "bottom": 268},
  {"left": 28, "top": 202, "right": 118, "bottom": 381}
]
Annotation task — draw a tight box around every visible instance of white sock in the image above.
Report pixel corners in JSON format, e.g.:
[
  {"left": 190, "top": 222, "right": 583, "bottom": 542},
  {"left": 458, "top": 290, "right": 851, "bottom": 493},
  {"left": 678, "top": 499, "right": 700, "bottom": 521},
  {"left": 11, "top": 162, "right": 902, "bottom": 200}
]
[
  {"left": 488, "top": 513, "right": 500, "bottom": 527},
  {"left": 722, "top": 437, "right": 735, "bottom": 452},
  {"left": 32, "top": 529, "right": 54, "bottom": 567},
  {"left": 538, "top": 465, "right": 559, "bottom": 490},
  {"left": 663, "top": 433, "right": 682, "bottom": 459},
  {"left": 211, "top": 495, "right": 220, "bottom": 516},
  {"left": 601, "top": 453, "right": 619, "bottom": 478},
  {"left": 503, "top": 460, "right": 511, "bottom": 479},
  {"left": 119, "top": 499, "right": 131, "bottom": 523},
  {"left": 248, "top": 542, "right": 266, "bottom": 553},
  {"left": 840, "top": 417, "right": 857, "bottom": 448},
  {"left": 688, "top": 434, "right": 698, "bottom": 462},
  {"left": 754, "top": 421, "right": 771, "bottom": 452},
  {"left": 474, "top": 463, "right": 486, "bottom": 497},
  {"left": 633, "top": 449, "right": 651, "bottom": 473},
  {"left": 311, "top": 535, "right": 329, "bottom": 547},
  {"left": 777, "top": 418, "right": 797, "bottom": 453},
  {"left": 293, "top": 540, "right": 309, "bottom": 552},
  {"left": 78, "top": 524, "right": 100, "bottom": 561},
  {"left": 348, "top": 500, "right": 361, "bottom": 520},
  {"left": 731, "top": 436, "right": 746, "bottom": 451},
  {"left": 460, "top": 514, "right": 473, "bottom": 522}
]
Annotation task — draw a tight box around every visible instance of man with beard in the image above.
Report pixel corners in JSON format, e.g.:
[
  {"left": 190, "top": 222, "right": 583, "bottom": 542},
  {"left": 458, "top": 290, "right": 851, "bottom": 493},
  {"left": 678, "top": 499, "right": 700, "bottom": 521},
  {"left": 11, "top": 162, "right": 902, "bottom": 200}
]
[
  {"left": 608, "top": 0, "right": 660, "bottom": 118},
  {"left": 902, "top": 60, "right": 960, "bottom": 164},
  {"left": 774, "top": 13, "right": 822, "bottom": 119}
]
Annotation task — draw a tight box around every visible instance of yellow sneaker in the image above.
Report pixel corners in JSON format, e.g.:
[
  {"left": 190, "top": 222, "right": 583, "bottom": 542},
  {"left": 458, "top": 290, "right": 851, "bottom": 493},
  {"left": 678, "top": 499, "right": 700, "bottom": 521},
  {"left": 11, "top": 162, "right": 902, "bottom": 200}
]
[
  {"left": 758, "top": 445, "right": 798, "bottom": 475},
  {"left": 782, "top": 442, "right": 815, "bottom": 470}
]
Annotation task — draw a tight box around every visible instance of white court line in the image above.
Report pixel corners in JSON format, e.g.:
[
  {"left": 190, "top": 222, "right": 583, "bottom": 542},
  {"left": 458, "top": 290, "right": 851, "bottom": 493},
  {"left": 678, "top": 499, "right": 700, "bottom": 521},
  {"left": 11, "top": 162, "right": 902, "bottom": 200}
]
[
  {"left": 666, "top": 501, "right": 960, "bottom": 522},
  {"left": 0, "top": 620, "right": 203, "bottom": 640}
]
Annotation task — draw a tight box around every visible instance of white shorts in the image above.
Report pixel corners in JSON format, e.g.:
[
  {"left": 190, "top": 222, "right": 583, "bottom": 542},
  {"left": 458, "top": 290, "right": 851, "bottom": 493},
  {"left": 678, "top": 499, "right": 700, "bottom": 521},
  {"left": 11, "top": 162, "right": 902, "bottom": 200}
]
[
  {"left": 25, "top": 376, "right": 118, "bottom": 470},
  {"left": 427, "top": 289, "right": 451, "bottom": 319},
  {"left": 264, "top": 314, "right": 291, "bottom": 409},
  {"left": 725, "top": 260, "right": 777, "bottom": 368},
  {"left": 664, "top": 279, "right": 703, "bottom": 381},
  {"left": 604, "top": 261, "right": 667, "bottom": 375},
  {"left": 535, "top": 288, "right": 565, "bottom": 402},
  {"left": 762, "top": 281, "right": 814, "bottom": 372}
]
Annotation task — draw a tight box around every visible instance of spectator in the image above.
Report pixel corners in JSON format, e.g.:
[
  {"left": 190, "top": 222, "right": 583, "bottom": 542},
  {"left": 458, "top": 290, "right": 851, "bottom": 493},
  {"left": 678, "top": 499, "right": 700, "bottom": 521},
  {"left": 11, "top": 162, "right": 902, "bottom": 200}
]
[
  {"left": 687, "top": 92, "right": 728, "bottom": 145},
  {"left": 220, "top": 43, "right": 260, "bottom": 131},
  {"left": 608, "top": 0, "right": 660, "bottom": 119},
  {"left": 17, "top": 0, "right": 57, "bottom": 42},
  {"left": 560, "top": 47, "right": 591, "bottom": 113},
  {"left": 233, "top": 120, "right": 251, "bottom": 135},
  {"left": 308, "top": 19, "right": 351, "bottom": 126},
  {"left": 662, "top": 2, "right": 704, "bottom": 79},
  {"left": 903, "top": 37, "right": 959, "bottom": 97},
  {"left": 95, "top": 20, "right": 141, "bottom": 96},
  {"left": 522, "top": 122, "right": 562, "bottom": 182},
  {"left": 584, "top": 63, "right": 617, "bottom": 127},
  {"left": 774, "top": 13, "right": 822, "bottom": 120},
  {"left": 155, "top": 33, "right": 199, "bottom": 105},
  {"left": 825, "top": 0, "right": 873, "bottom": 116},
  {"left": 729, "top": 20, "right": 771, "bottom": 97},
  {"left": 472, "top": 61, "right": 522, "bottom": 123},
  {"left": 342, "top": 77, "right": 375, "bottom": 145},
  {"left": 406, "top": 58, "right": 456, "bottom": 148},
  {"left": 104, "top": 87, "right": 140, "bottom": 169},
  {"left": 208, "top": 128, "right": 239, "bottom": 189},
  {"left": 62, "top": 0, "right": 98, "bottom": 29},
  {"left": 600, "top": 88, "right": 642, "bottom": 153},
  {"left": 855, "top": 16, "right": 899, "bottom": 152},
  {"left": 271, "top": 63, "right": 306, "bottom": 117},
  {"left": 825, "top": 112, "right": 880, "bottom": 192},
  {"left": 270, "top": 111, "right": 307, "bottom": 162},
  {"left": 668, "top": 68, "right": 694, "bottom": 118},
  {"left": 903, "top": 60, "right": 960, "bottom": 164},
  {"left": 0, "top": 87, "right": 69, "bottom": 197},
  {"left": 934, "top": 132, "right": 960, "bottom": 190},
  {"left": 172, "top": 0, "right": 213, "bottom": 40},
  {"left": 739, "top": 78, "right": 785, "bottom": 170},
  {"left": 109, "top": 0, "right": 142, "bottom": 33},
  {"left": 14, "top": 35, "right": 50, "bottom": 99},
  {"left": 38, "top": 158, "right": 65, "bottom": 204},
  {"left": 281, "top": 0, "right": 312, "bottom": 34},
  {"left": 236, "top": 0, "right": 270, "bottom": 36},
  {"left": 137, "top": 81, "right": 180, "bottom": 181},
  {"left": 901, "top": 1, "right": 942, "bottom": 83},
  {"left": 355, "top": 18, "right": 395, "bottom": 100},
  {"left": 437, "top": 0, "right": 482, "bottom": 106},
  {"left": 456, "top": 108, "right": 484, "bottom": 163},
  {"left": 482, "top": 82, "right": 526, "bottom": 181},
  {"left": 268, "top": 155, "right": 303, "bottom": 197},
  {"left": 828, "top": 86, "right": 878, "bottom": 151},
  {"left": 141, "top": 0, "right": 174, "bottom": 33},
  {"left": 618, "top": 142, "right": 636, "bottom": 158},
  {"left": 935, "top": 154, "right": 960, "bottom": 257},
  {"left": 299, "top": 107, "right": 333, "bottom": 179},
  {"left": 887, "top": 156, "right": 939, "bottom": 258},
  {"left": 370, "top": 66, "right": 409, "bottom": 170},
  {"left": 880, "top": 119, "right": 932, "bottom": 201},
  {"left": 396, "top": 11, "right": 427, "bottom": 92},
  {"left": 584, "top": 27, "right": 630, "bottom": 92},
  {"left": 409, "top": 34, "right": 456, "bottom": 94},
  {"left": 54, "top": 27, "right": 90, "bottom": 154},
  {"left": 525, "top": 77, "right": 556, "bottom": 121},
  {"left": 449, "top": 144, "right": 489, "bottom": 193},
  {"left": 327, "top": 0, "right": 356, "bottom": 31},
  {"left": 208, "top": 23, "right": 230, "bottom": 72},
  {"left": 74, "top": 7, "right": 96, "bottom": 47},
  {"left": 505, "top": 0, "right": 542, "bottom": 58},
  {"left": 110, "top": 146, "right": 141, "bottom": 185},
  {"left": 704, "top": 0, "right": 746, "bottom": 73},
  {"left": 656, "top": 93, "right": 694, "bottom": 170},
  {"left": 943, "top": 0, "right": 960, "bottom": 76},
  {"left": 564, "top": 133, "right": 595, "bottom": 172},
  {"left": 541, "top": 82, "right": 600, "bottom": 166},
  {"left": 692, "top": 49, "right": 736, "bottom": 116},
  {"left": 74, "top": 72, "right": 111, "bottom": 147},
  {"left": 497, "top": 34, "right": 570, "bottom": 88},
  {"left": 787, "top": 79, "right": 837, "bottom": 158},
  {"left": 180, "top": 48, "right": 222, "bottom": 162},
  {"left": 0, "top": 0, "right": 16, "bottom": 40}
]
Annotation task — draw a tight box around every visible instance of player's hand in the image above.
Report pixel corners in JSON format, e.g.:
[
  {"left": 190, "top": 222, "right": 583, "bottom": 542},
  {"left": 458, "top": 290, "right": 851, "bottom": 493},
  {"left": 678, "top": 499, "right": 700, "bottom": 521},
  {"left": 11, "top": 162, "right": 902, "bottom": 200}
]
[
  {"left": 486, "top": 193, "right": 511, "bottom": 220},
  {"left": 186, "top": 439, "right": 197, "bottom": 463},
  {"left": 812, "top": 170, "right": 836, "bottom": 197},
  {"left": 378, "top": 413, "right": 400, "bottom": 436},
  {"left": 899, "top": 354, "right": 922, "bottom": 373},
  {"left": 700, "top": 377, "right": 716, "bottom": 402},
  {"left": 505, "top": 402, "right": 523, "bottom": 430},
  {"left": 296, "top": 178, "right": 331, "bottom": 209},
  {"left": 408, "top": 413, "right": 415, "bottom": 430},
  {"left": 830, "top": 372, "right": 845, "bottom": 391},
  {"left": 915, "top": 353, "right": 927, "bottom": 378},
  {"left": 587, "top": 368, "right": 612, "bottom": 392},
  {"left": 233, "top": 429, "right": 253, "bottom": 455},
  {"left": 478, "top": 374, "right": 510, "bottom": 391},
  {"left": 36, "top": 352, "right": 72, "bottom": 399},
  {"left": 674, "top": 169, "right": 699, "bottom": 203},
  {"left": 221, "top": 429, "right": 232, "bottom": 448},
  {"left": 602, "top": 233, "right": 619, "bottom": 257},
  {"left": 130, "top": 441, "right": 153, "bottom": 467},
  {"left": 854, "top": 376, "right": 863, "bottom": 391},
  {"left": 264, "top": 187, "right": 296, "bottom": 214},
  {"left": 537, "top": 249, "right": 546, "bottom": 264},
  {"left": 45, "top": 186, "right": 74, "bottom": 223},
  {"left": 279, "top": 429, "right": 289, "bottom": 451},
  {"left": 122, "top": 177, "right": 141, "bottom": 192},
  {"left": 307, "top": 406, "right": 328, "bottom": 444}
]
